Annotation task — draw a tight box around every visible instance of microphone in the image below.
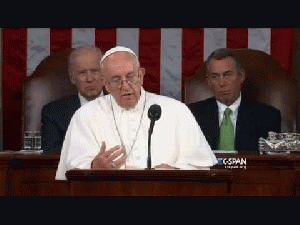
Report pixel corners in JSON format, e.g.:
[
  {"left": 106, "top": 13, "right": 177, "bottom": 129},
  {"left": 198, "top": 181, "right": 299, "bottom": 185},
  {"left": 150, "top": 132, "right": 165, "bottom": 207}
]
[{"left": 147, "top": 104, "right": 161, "bottom": 169}]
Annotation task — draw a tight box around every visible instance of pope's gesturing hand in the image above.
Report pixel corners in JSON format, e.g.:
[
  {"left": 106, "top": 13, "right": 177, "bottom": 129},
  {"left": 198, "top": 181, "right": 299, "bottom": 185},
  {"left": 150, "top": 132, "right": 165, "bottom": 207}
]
[{"left": 91, "top": 141, "right": 127, "bottom": 169}]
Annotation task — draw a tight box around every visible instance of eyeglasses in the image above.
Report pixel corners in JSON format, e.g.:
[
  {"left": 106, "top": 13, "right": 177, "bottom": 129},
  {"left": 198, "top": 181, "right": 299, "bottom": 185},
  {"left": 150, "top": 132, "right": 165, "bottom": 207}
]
[{"left": 108, "top": 73, "right": 141, "bottom": 88}]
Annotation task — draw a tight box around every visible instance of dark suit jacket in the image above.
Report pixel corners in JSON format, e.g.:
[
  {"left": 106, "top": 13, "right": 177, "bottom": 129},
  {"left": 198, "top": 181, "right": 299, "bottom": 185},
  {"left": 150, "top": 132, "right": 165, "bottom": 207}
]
[
  {"left": 188, "top": 97, "right": 281, "bottom": 152},
  {"left": 41, "top": 95, "right": 81, "bottom": 153}
]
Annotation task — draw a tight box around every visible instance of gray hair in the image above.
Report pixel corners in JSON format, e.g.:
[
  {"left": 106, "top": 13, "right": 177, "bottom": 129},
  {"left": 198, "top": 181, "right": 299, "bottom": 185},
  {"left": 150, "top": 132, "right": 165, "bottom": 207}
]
[
  {"left": 68, "top": 46, "right": 103, "bottom": 75},
  {"left": 205, "top": 48, "right": 244, "bottom": 76}
]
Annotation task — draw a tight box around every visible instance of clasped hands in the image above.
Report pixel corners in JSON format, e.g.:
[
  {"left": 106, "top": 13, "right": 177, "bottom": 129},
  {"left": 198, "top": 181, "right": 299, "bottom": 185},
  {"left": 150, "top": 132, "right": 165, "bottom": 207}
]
[{"left": 91, "top": 141, "right": 176, "bottom": 169}]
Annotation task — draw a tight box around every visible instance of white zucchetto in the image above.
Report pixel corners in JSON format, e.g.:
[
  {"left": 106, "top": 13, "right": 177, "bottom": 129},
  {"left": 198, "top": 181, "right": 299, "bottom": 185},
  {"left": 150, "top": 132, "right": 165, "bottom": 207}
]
[{"left": 100, "top": 46, "right": 137, "bottom": 65}]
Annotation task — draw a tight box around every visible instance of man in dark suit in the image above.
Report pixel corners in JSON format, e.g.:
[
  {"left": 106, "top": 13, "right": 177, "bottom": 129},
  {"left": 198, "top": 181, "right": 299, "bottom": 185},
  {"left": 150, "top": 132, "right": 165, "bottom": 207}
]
[
  {"left": 188, "top": 48, "right": 281, "bottom": 152},
  {"left": 41, "top": 46, "right": 107, "bottom": 153}
]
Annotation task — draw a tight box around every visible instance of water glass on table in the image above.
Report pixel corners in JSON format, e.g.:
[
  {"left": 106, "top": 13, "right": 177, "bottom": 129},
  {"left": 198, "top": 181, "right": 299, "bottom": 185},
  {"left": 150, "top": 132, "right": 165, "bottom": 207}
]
[{"left": 23, "top": 131, "right": 42, "bottom": 151}]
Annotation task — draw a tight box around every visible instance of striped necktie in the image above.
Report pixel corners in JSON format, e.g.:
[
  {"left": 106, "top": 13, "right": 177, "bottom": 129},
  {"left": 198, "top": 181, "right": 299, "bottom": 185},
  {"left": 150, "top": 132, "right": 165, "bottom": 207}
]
[{"left": 218, "top": 108, "right": 235, "bottom": 151}]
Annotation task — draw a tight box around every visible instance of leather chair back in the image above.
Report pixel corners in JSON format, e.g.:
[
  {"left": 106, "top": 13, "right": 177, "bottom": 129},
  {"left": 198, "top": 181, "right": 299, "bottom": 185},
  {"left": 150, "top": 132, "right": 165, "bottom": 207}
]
[
  {"left": 185, "top": 49, "right": 297, "bottom": 132},
  {"left": 22, "top": 49, "right": 77, "bottom": 134}
]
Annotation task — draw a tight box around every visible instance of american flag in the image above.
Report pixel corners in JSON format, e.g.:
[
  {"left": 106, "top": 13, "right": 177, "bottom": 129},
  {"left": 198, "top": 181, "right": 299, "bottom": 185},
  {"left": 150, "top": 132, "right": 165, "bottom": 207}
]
[{"left": 1, "top": 28, "right": 294, "bottom": 150}]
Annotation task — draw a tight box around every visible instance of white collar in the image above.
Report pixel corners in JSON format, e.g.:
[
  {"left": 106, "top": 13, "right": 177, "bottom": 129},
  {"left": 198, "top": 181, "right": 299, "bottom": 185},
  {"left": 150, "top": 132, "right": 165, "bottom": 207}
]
[
  {"left": 110, "top": 87, "right": 146, "bottom": 113},
  {"left": 216, "top": 92, "right": 242, "bottom": 115},
  {"left": 78, "top": 91, "right": 104, "bottom": 106}
]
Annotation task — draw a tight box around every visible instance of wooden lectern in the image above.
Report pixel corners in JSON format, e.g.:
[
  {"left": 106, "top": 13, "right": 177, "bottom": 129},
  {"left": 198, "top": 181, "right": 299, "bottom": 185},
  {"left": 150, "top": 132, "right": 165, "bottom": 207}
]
[{"left": 66, "top": 169, "right": 233, "bottom": 196}]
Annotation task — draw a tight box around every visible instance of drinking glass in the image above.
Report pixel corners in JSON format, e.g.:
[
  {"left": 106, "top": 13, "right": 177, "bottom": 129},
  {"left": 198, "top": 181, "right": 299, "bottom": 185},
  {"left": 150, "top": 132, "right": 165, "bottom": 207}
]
[{"left": 23, "top": 131, "right": 42, "bottom": 151}]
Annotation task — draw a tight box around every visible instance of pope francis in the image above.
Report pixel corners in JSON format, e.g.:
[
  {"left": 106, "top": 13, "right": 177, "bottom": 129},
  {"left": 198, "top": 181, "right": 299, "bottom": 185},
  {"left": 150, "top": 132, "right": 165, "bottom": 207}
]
[{"left": 56, "top": 46, "right": 217, "bottom": 180}]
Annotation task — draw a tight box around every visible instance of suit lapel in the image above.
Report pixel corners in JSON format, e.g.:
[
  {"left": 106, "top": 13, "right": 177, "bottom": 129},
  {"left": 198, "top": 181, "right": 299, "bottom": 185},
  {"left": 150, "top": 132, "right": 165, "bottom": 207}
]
[
  {"left": 61, "top": 95, "right": 81, "bottom": 131},
  {"left": 70, "top": 95, "right": 81, "bottom": 115},
  {"left": 206, "top": 98, "right": 220, "bottom": 150},
  {"left": 235, "top": 97, "right": 255, "bottom": 151}
]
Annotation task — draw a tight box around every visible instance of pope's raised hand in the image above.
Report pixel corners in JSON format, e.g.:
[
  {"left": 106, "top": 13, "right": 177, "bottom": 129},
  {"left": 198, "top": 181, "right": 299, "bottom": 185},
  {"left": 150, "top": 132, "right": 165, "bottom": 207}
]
[{"left": 91, "top": 141, "right": 127, "bottom": 169}]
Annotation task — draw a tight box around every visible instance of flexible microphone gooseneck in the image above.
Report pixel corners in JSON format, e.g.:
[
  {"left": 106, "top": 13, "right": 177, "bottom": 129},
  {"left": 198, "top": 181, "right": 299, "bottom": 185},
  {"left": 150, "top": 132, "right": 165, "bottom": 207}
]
[{"left": 147, "top": 104, "right": 161, "bottom": 169}]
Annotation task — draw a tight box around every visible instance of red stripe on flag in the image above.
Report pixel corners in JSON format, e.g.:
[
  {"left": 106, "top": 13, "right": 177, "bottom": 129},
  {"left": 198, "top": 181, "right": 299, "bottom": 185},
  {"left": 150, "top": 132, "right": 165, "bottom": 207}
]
[
  {"left": 227, "top": 28, "right": 248, "bottom": 49},
  {"left": 95, "top": 28, "right": 117, "bottom": 53},
  {"left": 50, "top": 28, "right": 72, "bottom": 53},
  {"left": 2, "top": 28, "right": 27, "bottom": 150},
  {"left": 182, "top": 28, "right": 204, "bottom": 101},
  {"left": 139, "top": 28, "right": 161, "bottom": 95},
  {"left": 271, "top": 28, "right": 294, "bottom": 73}
]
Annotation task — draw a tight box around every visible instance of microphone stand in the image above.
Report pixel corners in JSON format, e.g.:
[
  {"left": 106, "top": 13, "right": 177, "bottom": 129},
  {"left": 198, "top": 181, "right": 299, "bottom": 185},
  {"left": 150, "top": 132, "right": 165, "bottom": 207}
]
[
  {"left": 146, "top": 104, "right": 161, "bottom": 170},
  {"left": 147, "top": 119, "right": 155, "bottom": 170}
]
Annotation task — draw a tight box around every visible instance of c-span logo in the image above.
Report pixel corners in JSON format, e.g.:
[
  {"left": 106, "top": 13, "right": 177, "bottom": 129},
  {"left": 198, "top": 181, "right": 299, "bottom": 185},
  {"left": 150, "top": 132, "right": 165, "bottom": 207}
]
[{"left": 217, "top": 157, "right": 247, "bottom": 169}]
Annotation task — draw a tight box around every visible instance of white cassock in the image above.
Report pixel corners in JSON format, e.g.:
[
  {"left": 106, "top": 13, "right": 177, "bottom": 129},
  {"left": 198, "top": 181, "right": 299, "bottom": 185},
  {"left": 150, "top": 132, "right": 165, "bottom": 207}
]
[{"left": 56, "top": 88, "right": 217, "bottom": 180}]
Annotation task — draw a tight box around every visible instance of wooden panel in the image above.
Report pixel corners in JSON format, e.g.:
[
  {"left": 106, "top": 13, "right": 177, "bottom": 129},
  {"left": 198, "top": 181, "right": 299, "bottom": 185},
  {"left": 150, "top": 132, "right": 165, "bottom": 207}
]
[
  {"left": 67, "top": 169, "right": 233, "bottom": 196},
  {"left": 21, "top": 182, "right": 70, "bottom": 196},
  {"left": 0, "top": 155, "right": 13, "bottom": 196},
  {"left": 70, "top": 181, "right": 229, "bottom": 196},
  {"left": 66, "top": 169, "right": 233, "bottom": 182},
  {"left": 0, "top": 152, "right": 300, "bottom": 196},
  {"left": 214, "top": 152, "right": 299, "bottom": 196},
  {"left": 0, "top": 167, "right": 9, "bottom": 196},
  {"left": 230, "top": 170, "right": 296, "bottom": 196},
  {"left": 6, "top": 152, "right": 63, "bottom": 196}
]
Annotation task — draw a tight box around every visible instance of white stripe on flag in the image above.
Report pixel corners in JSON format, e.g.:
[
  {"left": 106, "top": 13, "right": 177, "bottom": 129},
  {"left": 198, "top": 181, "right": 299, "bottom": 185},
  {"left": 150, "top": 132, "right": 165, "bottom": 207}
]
[
  {"left": 204, "top": 28, "right": 227, "bottom": 60},
  {"left": 160, "top": 28, "right": 182, "bottom": 101},
  {"left": 72, "top": 28, "right": 95, "bottom": 49},
  {"left": 27, "top": 28, "right": 50, "bottom": 76},
  {"left": 248, "top": 28, "right": 271, "bottom": 54},
  {"left": 116, "top": 28, "right": 139, "bottom": 57}
]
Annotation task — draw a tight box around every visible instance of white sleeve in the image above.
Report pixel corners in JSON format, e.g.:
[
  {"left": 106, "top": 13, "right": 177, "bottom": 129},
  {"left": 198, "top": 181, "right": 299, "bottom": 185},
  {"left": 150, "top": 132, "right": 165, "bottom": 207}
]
[
  {"left": 174, "top": 104, "right": 217, "bottom": 169},
  {"left": 55, "top": 109, "right": 102, "bottom": 180}
]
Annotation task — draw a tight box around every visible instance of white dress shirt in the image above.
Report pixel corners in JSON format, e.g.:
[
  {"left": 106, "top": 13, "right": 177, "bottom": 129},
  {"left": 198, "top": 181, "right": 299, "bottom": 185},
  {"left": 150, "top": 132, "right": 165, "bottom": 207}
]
[
  {"left": 56, "top": 88, "right": 217, "bottom": 180},
  {"left": 216, "top": 93, "right": 242, "bottom": 134},
  {"left": 78, "top": 91, "right": 104, "bottom": 106}
]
